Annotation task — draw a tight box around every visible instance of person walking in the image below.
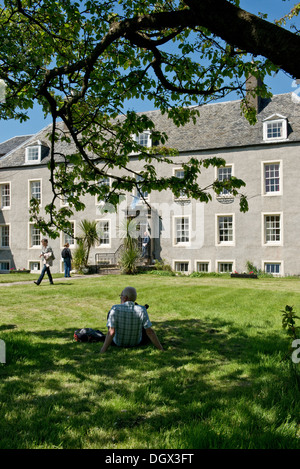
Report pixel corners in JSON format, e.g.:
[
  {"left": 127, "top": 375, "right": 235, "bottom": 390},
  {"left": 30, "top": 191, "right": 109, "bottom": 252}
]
[
  {"left": 34, "top": 238, "right": 55, "bottom": 285},
  {"left": 61, "top": 242, "right": 72, "bottom": 278}
]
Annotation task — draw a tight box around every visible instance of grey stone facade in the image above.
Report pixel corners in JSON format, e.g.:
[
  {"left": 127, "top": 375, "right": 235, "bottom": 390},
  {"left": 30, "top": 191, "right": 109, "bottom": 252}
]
[{"left": 1, "top": 92, "right": 300, "bottom": 276}]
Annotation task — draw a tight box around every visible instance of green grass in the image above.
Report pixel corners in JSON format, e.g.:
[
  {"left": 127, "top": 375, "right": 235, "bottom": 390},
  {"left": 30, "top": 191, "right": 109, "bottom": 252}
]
[
  {"left": 0, "top": 272, "right": 64, "bottom": 283},
  {"left": 0, "top": 274, "right": 299, "bottom": 449}
]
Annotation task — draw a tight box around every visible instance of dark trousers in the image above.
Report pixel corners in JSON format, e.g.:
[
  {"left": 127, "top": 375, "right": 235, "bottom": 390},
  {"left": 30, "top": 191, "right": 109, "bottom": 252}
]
[
  {"left": 64, "top": 258, "right": 71, "bottom": 277},
  {"left": 99, "top": 327, "right": 150, "bottom": 347},
  {"left": 104, "top": 310, "right": 150, "bottom": 347},
  {"left": 36, "top": 264, "right": 53, "bottom": 284}
]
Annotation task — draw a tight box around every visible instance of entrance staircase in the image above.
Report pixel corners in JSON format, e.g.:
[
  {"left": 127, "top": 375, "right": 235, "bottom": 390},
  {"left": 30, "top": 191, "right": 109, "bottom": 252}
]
[{"left": 94, "top": 245, "right": 153, "bottom": 275}]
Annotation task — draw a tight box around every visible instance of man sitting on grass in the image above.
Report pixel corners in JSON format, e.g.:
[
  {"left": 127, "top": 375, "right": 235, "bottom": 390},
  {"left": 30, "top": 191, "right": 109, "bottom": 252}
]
[{"left": 100, "top": 286, "right": 164, "bottom": 353}]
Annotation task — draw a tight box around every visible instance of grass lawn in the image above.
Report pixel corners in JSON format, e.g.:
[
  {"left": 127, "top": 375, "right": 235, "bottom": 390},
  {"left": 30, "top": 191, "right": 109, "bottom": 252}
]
[{"left": 0, "top": 273, "right": 299, "bottom": 449}]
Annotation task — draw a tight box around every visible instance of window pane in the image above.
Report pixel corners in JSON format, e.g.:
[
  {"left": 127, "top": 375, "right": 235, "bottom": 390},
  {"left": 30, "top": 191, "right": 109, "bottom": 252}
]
[
  {"left": 64, "top": 223, "right": 75, "bottom": 245},
  {"left": 265, "top": 164, "right": 280, "bottom": 193},
  {"left": 265, "top": 215, "right": 281, "bottom": 242},
  {"left": 0, "top": 261, "right": 9, "bottom": 271},
  {"left": 218, "top": 216, "right": 233, "bottom": 242},
  {"left": 175, "top": 217, "right": 189, "bottom": 243},
  {"left": 136, "top": 174, "right": 148, "bottom": 200},
  {"left": 197, "top": 262, "right": 209, "bottom": 272},
  {"left": 218, "top": 167, "right": 232, "bottom": 195},
  {"left": 175, "top": 169, "right": 187, "bottom": 198},
  {"left": 27, "top": 147, "right": 39, "bottom": 160},
  {"left": 30, "top": 225, "right": 40, "bottom": 246},
  {"left": 175, "top": 169, "right": 185, "bottom": 179},
  {"left": 267, "top": 122, "right": 282, "bottom": 139},
  {"left": 218, "top": 262, "right": 233, "bottom": 273},
  {"left": 175, "top": 262, "right": 189, "bottom": 272},
  {"left": 265, "top": 263, "right": 280, "bottom": 274},
  {"left": 30, "top": 181, "right": 41, "bottom": 202},
  {"left": 98, "top": 221, "right": 110, "bottom": 245},
  {"left": 29, "top": 261, "right": 40, "bottom": 271},
  {"left": 1, "top": 225, "right": 9, "bottom": 247},
  {"left": 135, "top": 132, "right": 150, "bottom": 147},
  {"left": 96, "top": 177, "right": 110, "bottom": 203},
  {"left": 1, "top": 184, "right": 10, "bottom": 207}
]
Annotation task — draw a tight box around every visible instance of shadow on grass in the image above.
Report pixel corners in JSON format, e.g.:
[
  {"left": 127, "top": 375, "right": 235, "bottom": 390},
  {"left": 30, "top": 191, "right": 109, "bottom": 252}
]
[
  {"left": 0, "top": 318, "right": 298, "bottom": 449},
  {"left": 0, "top": 324, "right": 17, "bottom": 331}
]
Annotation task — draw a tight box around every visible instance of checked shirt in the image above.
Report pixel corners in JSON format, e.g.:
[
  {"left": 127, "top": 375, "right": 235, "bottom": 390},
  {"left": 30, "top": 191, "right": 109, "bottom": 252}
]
[{"left": 106, "top": 301, "right": 152, "bottom": 347}]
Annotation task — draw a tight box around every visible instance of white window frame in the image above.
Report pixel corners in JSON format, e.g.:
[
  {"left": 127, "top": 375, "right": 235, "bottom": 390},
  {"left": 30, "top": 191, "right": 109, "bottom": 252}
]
[
  {"left": 96, "top": 219, "right": 111, "bottom": 248},
  {"left": 0, "top": 224, "right": 10, "bottom": 248},
  {"left": 173, "top": 167, "right": 189, "bottom": 200},
  {"left": 263, "top": 115, "right": 288, "bottom": 142},
  {"left": 29, "top": 261, "right": 41, "bottom": 273},
  {"left": 195, "top": 260, "right": 211, "bottom": 273},
  {"left": 263, "top": 261, "right": 283, "bottom": 277},
  {"left": 95, "top": 176, "right": 111, "bottom": 206},
  {"left": 132, "top": 131, "right": 152, "bottom": 148},
  {"left": 216, "top": 164, "right": 234, "bottom": 197},
  {"left": 130, "top": 131, "right": 152, "bottom": 156},
  {"left": 216, "top": 214, "right": 235, "bottom": 246},
  {"left": 0, "top": 182, "right": 11, "bottom": 209},
  {"left": 132, "top": 173, "right": 149, "bottom": 204},
  {"left": 61, "top": 221, "right": 76, "bottom": 247},
  {"left": 29, "top": 179, "right": 42, "bottom": 207},
  {"left": 174, "top": 260, "right": 190, "bottom": 274},
  {"left": 25, "top": 145, "right": 42, "bottom": 164},
  {"left": 216, "top": 260, "right": 235, "bottom": 274},
  {"left": 0, "top": 260, "right": 10, "bottom": 272},
  {"left": 262, "top": 213, "right": 283, "bottom": 246},
  {"left": 173, "top": 215, "right": 191, "bottom": 246},
  {"left": 29, "top": 223, "right": 41, "bottom": 249},
  {"left": 262, "top": 160, "right": 282, "bottom": 196},
  {"left": 61, "top": 191, "right": 74, "bottom": 207},
  {"left": 60, "top": 177, "right": 78, "bottom": 207}
]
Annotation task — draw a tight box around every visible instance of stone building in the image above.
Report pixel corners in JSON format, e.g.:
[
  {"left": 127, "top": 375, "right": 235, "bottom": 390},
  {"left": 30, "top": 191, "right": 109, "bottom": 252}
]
[{"left": 1, "top": 90, "right": 300, "bottom": 276}]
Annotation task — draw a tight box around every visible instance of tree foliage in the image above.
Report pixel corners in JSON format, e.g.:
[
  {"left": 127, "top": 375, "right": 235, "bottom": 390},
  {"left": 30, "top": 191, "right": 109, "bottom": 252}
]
[{"left": 0, "top": 0, "right": 299, "bottom": 236}]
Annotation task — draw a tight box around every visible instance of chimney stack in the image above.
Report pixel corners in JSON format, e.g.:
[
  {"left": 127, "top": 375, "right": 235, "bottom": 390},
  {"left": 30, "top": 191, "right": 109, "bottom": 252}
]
[{"left": 246, "top": 73, "right": 263, "bottom": 113}]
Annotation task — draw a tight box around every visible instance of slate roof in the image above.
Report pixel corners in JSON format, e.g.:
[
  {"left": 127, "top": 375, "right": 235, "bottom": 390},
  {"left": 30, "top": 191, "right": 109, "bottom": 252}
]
[
  {"left": 0, "top": 92, "right": 300, "bottom": 169},
  {"left": 145, "top": 93, "right": 300, "bottom": 152},
  {"left": 0, "top": 135, "right": 33, "bottom": 158}
]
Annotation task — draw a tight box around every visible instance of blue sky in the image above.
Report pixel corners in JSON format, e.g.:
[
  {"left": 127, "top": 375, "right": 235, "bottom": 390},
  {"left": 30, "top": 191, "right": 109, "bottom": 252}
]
[{"left": 0, "top": 0, "right": 299, "bottom": 142}]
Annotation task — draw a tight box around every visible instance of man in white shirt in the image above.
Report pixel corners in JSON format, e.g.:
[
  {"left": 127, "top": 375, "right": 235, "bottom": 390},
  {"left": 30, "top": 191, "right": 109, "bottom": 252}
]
[{"left": 34, "top": 238, "right": 55, "bottom": 285}]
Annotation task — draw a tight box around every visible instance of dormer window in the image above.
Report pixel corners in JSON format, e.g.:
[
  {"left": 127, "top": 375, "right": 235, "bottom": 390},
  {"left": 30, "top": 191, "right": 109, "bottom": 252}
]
[
  {"left": 132, "top": 131, "right": 151, "bottom": 148},
  {"left": 26, "top": 145, "right": 41, "bottom": 163},
  {"left": 263, "top": 114, "right": 288, "bottom": 142},
  {"left": 25, "top": 140, "right": 48, "bottom": 164}
]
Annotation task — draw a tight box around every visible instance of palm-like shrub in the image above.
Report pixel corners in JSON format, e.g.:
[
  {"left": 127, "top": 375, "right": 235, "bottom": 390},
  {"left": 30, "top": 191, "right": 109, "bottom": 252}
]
[
  {"left": 119, "top": 244, "right": 140, "bottom": 275},
  {"left": 119, "top": 219, "right": 141, "bottom": 274},
  {"left": 79, "top": 219, "right": 99, "bottom": 266},
  {"left": 72, "top": 239, "right": 87, "bottom": 273}
]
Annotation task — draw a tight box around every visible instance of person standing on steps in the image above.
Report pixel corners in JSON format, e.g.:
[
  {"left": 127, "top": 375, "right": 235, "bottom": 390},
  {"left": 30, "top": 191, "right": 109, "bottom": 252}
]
[
  {"left": 34, "top": 238, "right": 55, "bottom": 285},
  {"left": 141, "top": 231, "right": 150, "bottom": 259},
  {"left": 61, "top": 242, "right": 72, "bottom": 278}
]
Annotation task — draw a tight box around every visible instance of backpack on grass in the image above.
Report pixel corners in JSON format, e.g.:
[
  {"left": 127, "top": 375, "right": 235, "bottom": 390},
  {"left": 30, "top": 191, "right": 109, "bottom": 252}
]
[{"left": 74, "top": 328, "right": 105, "bottom": 343}]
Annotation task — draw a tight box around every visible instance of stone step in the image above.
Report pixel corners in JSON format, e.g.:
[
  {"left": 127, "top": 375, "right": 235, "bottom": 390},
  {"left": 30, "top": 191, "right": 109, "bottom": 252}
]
[{"left": 99, "top": 267, "right": 121, "bottom": 275}]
